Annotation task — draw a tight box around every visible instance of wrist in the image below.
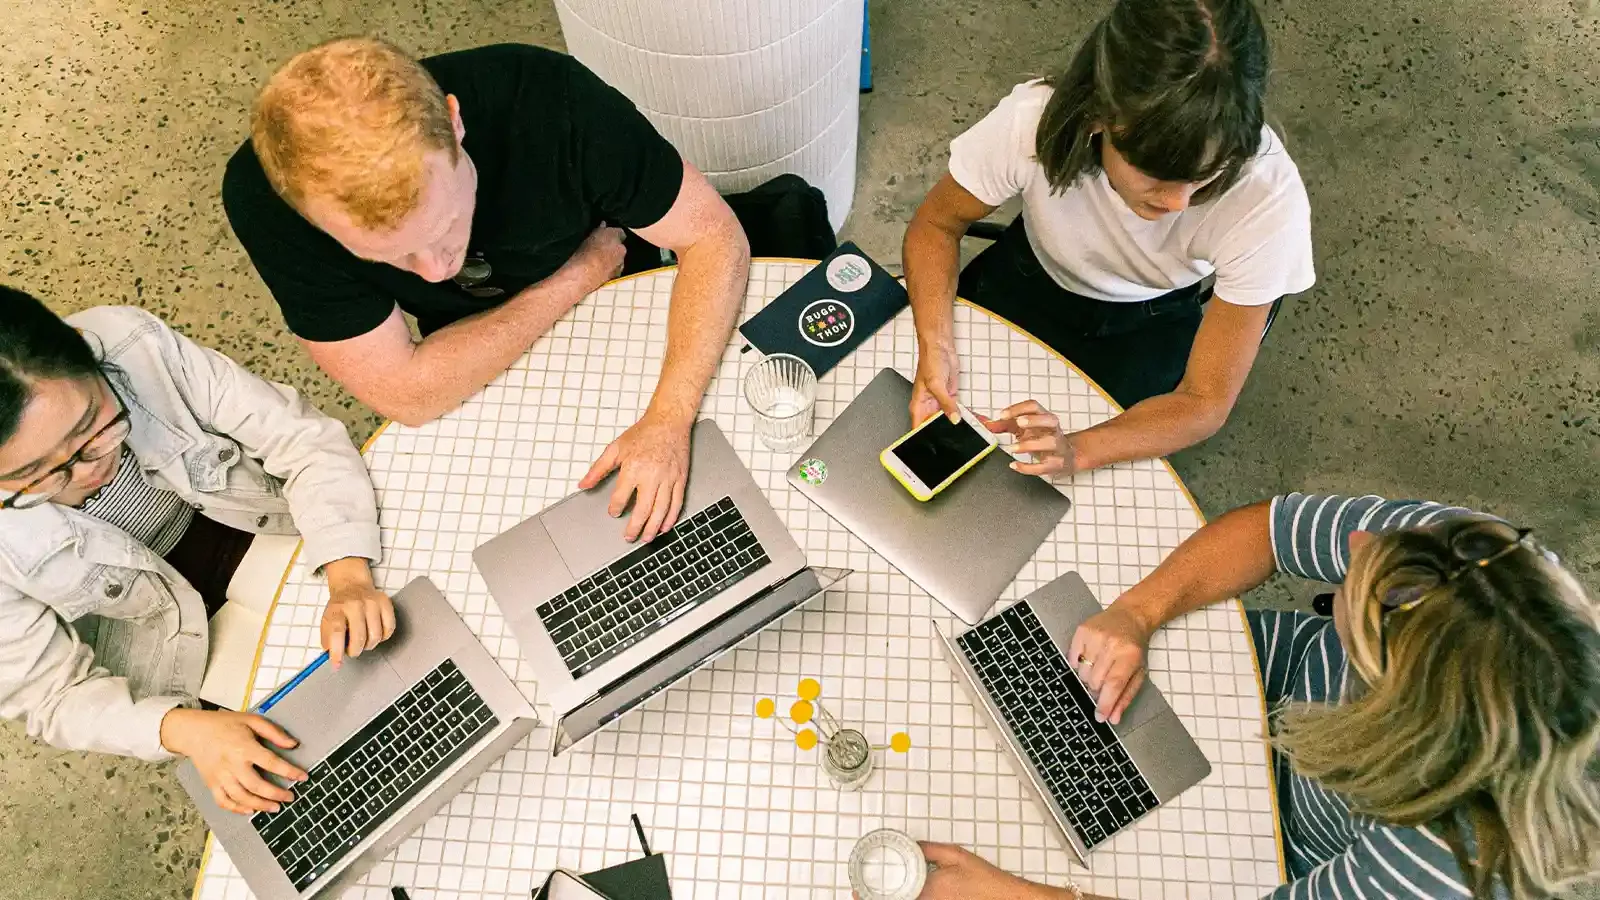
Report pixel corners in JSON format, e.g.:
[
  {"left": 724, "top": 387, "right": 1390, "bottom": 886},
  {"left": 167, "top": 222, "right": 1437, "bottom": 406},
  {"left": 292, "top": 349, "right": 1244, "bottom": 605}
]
[
  {"left": 1111, "top": 582, "right": 1169, "bottom": 638},
  {"left": 323, "top": 557, "right": 374, "bottom": 592},
  {"left": 159, "top": 706, "right": 200, "bottom": 755}
]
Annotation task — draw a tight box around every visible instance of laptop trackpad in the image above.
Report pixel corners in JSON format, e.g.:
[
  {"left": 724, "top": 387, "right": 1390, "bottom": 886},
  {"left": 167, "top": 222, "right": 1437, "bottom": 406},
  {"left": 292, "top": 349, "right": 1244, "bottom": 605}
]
[
  {"left": 541, "top": 483, "right": 643, "bottom": 577},
  {"left": 263, "top": 650, "right": 406, "bottom": 772}
]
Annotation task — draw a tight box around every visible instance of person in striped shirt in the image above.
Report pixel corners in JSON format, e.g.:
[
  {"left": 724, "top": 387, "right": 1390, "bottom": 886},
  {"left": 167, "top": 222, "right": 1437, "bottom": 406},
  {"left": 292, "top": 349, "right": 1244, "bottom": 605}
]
[{"left": 913, "top": 492, "right": 1600, "bottom": 899}]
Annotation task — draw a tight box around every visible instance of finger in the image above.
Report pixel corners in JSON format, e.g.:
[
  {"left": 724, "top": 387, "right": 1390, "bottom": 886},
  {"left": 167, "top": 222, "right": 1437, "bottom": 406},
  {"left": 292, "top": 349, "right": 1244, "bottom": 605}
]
[
  {"left": 636, "top": 479, "right": 674, "bottom": 544},
  {"left": 379, "top": 593, "right": 397, "bottom": 642},
  {"left": 237, "top": 766, "right": 295, "bottom": 808},
  {"left": 224, "top": 774, "right": 279, "bottom": 813},
  {"left": 984, "top": 414, "right": 1019, "bottom": 434},
  {"left": 1012, "top": 436, "right": 1064, "bottom": 456},
  {"left": 1093, "top": 657, "right": 1141, "bottom": 720},
  {"left": 1067, "top": 624, "right": 1094, "bottom": 668},
  {"left": 343, "top": 607, "right": 368, "bottom": 660},
  {"left": 324, "top": 620, "right": 345, "bottom": 669},
  {"left": 245, "top": 714, "right": 302, "bottom": 751},
  {"left": 663, "top": 478, "right": 686, "bottom": 536},
  {"left": 998, "top": 399, "right": 1046, "bottom": 420},
  {"left": 251, "top": 744, "right": 309, "bottom": 785},
  {"left": 215, "top": 782, "right": 251, "bottom": 816},
  {"left": 608, "top": 471, "right": 639, "bottom": 521},
  {"left": 1013, "top": 412, "right": 1060, "bottom": 432},
  {"left": 1008, "top": 457, "right": 1064, "bottom": 477},
  {"left": 1108, "top": 668, "right": 1146, "bottom": 726},
  {"left": 1085, "top": 645, "right": 1129, "bottom": 696},
  {"left": 362, "top": 596, "right": 385, "bottom": 651},
  {"left": 579, "top": 441, "right": 621, "bottom": 490},
  {"left": 917, "top": 841, "right": 968, "bottom": 868}
]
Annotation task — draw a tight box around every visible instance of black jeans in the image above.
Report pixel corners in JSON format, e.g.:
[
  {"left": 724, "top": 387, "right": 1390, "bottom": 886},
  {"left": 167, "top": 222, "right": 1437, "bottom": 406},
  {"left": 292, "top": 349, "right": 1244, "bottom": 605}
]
[{"left": 957, "top": 218, "right": 1208, "bottom": 408}]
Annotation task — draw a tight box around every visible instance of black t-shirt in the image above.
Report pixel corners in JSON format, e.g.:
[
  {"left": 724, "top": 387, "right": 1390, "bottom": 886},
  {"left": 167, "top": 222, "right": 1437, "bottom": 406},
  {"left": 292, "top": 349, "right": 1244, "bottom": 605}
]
[{"left": 223, "top": 44, "right": 685, "bottom": 341}]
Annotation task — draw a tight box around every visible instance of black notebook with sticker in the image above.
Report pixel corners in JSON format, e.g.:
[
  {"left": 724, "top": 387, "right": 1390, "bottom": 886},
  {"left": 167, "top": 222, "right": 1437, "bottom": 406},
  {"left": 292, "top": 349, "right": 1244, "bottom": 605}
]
[{"left": 739, "top": 243, "right": 908, "bottom": 377}]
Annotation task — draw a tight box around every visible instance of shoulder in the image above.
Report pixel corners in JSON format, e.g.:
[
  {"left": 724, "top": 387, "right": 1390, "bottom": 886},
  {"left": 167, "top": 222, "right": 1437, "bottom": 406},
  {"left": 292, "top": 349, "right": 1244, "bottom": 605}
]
[
  {"left": 65, "top": 305, "right": 168, "bottom": 349},
  {"left": 1220, "top": 126, "right": 1309, "bottom": 207},
  {"left": 1349, "top": 818, "right": 1478, "bottom": 897},
  {"left": 993, "top": 79, "right": 1053, "bottom": 137},
  {"left": 421, "top": 43, "right": 580, "bottom": 96}
]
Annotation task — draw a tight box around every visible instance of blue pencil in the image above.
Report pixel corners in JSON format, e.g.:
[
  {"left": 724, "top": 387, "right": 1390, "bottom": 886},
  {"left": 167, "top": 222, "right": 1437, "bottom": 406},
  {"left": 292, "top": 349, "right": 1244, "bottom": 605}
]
[{"left": 252, "top": 651, "right": 330, "bottom": 714}]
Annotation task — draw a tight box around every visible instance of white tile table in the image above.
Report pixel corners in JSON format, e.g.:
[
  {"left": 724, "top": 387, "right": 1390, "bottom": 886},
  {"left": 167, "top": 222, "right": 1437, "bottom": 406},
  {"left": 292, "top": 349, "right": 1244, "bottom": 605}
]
[{"left": 193, "top": 261, "right": 1284, "bottom": 900}]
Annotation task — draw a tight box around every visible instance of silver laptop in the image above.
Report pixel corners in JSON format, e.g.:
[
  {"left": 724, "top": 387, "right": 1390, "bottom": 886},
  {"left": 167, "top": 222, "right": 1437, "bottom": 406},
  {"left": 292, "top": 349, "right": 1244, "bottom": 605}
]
[
  {"left": 474, "top": 419, "right": 847, "bottom": 756},
  {"left": 935, "top": 571, "right": 1210, "bottom": 864},
  {"left": 788, "top": 367, "right": 1071, "bottom": 623},
  {"left": 179, "top": 577, "right": 539, "bottom": 900}
]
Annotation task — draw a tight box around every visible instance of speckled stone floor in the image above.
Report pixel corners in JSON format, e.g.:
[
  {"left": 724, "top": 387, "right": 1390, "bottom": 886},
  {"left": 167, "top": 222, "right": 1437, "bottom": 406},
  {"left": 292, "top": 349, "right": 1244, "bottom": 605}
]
[{"left": 1, "top": 0, "right": 1596, "bottom": 897}]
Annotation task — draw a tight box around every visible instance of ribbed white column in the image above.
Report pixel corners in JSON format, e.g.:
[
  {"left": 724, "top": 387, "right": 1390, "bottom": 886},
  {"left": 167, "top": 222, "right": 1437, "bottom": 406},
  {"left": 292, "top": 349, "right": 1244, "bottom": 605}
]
[{"left": 555, "top": 0, "right": 863, "bottom": 233}]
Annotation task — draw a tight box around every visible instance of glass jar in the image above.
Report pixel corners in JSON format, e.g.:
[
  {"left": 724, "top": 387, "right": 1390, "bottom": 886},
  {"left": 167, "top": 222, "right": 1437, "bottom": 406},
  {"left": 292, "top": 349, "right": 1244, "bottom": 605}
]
[{"left": 820, "top": 728, "right": 875, "bottom": 791}]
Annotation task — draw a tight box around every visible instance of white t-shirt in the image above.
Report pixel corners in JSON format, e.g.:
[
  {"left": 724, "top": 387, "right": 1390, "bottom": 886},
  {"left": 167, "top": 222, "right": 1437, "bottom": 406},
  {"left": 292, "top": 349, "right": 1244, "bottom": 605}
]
[{"left": 949, "top": 80, "right": 1315, "bottom": 306}]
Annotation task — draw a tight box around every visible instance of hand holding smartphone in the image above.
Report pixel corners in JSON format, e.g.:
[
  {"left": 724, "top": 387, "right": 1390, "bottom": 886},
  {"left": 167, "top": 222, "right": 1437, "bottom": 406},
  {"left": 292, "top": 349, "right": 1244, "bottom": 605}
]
[{"left": 880, "top": 405, "right": 999, "bottom": 501}]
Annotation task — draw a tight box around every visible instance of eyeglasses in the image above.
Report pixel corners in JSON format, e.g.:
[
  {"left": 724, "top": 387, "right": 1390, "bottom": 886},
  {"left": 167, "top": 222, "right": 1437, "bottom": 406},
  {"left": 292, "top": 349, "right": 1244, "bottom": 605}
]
[
  {"left": 1380, "top": 521, "right": 1542, "bottom": 614},
  {"left": 1, "top": 383, "right": 131, "bottom": 510}
]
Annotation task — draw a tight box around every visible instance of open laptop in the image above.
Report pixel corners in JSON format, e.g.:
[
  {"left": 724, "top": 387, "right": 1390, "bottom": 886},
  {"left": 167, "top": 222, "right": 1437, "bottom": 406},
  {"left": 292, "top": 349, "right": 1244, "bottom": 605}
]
[
  {"left": 179, "top": 577, "right": 539, "bottom": 900},
  {"left": 474, "top": 419, "right": 847, "bottom": 756},
  {"left": 789, "top": 367, "right": 1071, "bottom": 623},
  {"left": 934, "top": 571, "right": 1211, "bottom": 864}
]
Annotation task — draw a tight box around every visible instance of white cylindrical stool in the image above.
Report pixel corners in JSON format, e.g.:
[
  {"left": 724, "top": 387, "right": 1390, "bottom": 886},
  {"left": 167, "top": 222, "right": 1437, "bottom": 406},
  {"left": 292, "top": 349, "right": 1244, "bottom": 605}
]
[{"left": 554, "top": 0, "right": 864, "bottom": 233}]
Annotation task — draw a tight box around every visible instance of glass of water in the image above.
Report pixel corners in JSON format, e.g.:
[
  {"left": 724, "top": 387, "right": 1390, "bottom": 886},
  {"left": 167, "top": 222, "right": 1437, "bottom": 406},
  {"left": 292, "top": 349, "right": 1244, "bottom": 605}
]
[
  {"left": 849, "top": 829, "right": 928, "bottom": 900},
  {"left": 743, "top": 353, "right": 818, "bottom": 452}
]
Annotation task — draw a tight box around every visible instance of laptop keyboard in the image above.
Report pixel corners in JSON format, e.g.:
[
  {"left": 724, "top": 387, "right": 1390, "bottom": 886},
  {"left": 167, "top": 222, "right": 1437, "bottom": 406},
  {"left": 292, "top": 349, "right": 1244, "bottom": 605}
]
[
  {"left": 537, "top": 496, "right": 770, "bottom": 678},
  {"left": 957, "top": 602, "right": 1160, "bottom": 849},
  {"left": 249, "top": 659, "right": 499, "bottom": 891}
]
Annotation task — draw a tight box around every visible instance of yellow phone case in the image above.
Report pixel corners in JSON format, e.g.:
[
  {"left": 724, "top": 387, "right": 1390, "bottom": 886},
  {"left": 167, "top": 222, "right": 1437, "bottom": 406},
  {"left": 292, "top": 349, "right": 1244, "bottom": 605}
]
[{"left": 879, "top": 414, "right": 998, "bottom": 502}]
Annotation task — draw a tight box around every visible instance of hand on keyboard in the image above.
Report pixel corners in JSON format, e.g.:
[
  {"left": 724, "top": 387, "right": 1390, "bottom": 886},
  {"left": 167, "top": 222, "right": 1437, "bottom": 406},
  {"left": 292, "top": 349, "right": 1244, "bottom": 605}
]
[
  {"left": 579, "top": 410, "right": 691, "bottom": 543},
  {"left": 161, "top": 708, "right": 307, "bottom": 815},
  {"left": 1067, "top": 603, "right": 1154, "bottom": 726}
]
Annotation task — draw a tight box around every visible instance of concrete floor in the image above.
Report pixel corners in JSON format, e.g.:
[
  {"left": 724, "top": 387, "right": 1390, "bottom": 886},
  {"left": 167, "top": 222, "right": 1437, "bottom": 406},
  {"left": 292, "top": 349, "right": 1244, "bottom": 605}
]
[{"left": 1, "top": 0, "right": 1596, "bottom": 897}]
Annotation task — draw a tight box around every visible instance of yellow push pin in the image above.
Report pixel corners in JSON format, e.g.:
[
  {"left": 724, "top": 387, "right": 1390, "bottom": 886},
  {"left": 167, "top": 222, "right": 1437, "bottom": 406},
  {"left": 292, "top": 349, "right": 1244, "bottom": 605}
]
[
  {"left": 790, "top": 700, "right": 815, "bottom": 725},
  {"left": 755, "top": 698, "right": 775, "bottom": 719},
  {"left": 797, "top": 677, "right": 822, "bottom": 701},
  {"left": 796, "top": 728, "right": 819, "bottom": 751},
  {"left": 890, "top": 732, "right": 912, "bottom": 754}
]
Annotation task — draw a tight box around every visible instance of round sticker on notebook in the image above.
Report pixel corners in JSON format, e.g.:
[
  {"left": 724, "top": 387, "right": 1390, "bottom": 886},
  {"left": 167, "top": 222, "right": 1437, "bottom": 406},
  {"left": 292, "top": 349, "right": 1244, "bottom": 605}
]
[
  {"left": 797, "top": 458, "right": 829, "bottom": 486},
  {"left": 799, "top": 299, "right": 854, "bottom": 347},
  {"left": 825, "top": 254, "right": 871, "bottom": 292}
]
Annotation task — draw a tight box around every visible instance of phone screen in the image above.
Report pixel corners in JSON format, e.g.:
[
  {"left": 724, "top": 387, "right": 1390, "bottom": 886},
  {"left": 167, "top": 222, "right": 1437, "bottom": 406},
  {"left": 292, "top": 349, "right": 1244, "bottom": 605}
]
[{"left": 892, "top": 415, "right": 991, "bottom": 488}]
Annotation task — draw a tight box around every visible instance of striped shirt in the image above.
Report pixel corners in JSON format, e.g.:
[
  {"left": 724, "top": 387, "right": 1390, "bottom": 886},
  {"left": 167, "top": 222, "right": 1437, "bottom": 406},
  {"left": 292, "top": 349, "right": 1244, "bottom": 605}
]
[
  {"left": 80, "top": 449, "right": 194, "bottom": 556},
  {"left": 1255, "top": 492, "right": 1499, "bottom": 899}
]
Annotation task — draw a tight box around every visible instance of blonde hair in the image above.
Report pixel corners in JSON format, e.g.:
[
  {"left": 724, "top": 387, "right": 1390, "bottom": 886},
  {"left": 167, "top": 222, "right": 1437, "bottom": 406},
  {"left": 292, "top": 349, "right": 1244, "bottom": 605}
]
[
  {"left": 1274, "top": 516, "right": 1600, "bottom": 898},
  {"left": 250, "top": 36, "right": 457, "bottom": 231}
]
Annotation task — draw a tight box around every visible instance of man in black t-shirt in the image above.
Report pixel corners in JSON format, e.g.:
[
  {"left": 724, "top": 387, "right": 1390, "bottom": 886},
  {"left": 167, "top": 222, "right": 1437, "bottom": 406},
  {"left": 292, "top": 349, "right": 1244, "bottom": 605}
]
[{"left": 225, "top": 38, "right": 750, "bottom": 543}]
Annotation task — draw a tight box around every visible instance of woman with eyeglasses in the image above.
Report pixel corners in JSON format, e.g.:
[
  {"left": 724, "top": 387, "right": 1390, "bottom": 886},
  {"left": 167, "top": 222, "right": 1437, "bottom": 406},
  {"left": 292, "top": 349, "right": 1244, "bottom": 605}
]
[
  {"left": 909, "top": 484, "right": 1600, "bottom": 898},
  {"left": 0, "top": 286, "right": 396, "bottom": 816}
]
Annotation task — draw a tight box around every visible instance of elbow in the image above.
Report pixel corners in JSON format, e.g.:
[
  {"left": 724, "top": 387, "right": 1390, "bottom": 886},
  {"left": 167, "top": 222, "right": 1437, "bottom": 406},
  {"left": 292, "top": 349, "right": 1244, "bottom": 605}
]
[
  {"left": 1190, "top": 398, "right": 1235, "bottom": 442},
  {"left": 368, "top": 392, "right": 459, "bottom": 428}
]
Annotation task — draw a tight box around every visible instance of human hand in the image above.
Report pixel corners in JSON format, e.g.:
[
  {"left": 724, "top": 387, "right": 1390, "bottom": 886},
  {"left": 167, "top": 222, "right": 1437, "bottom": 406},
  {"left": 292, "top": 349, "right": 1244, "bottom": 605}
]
[
  {"left": 986, "top": 399, "right": 1080, "bottom": 477},
  {"left": 911, "top": 338, "right": 961, "bottom": 425},
  {"left": 1067, "top": 602, "right": 1155, "bottom": 725},
  {"left": 578, "top": 410, "right": 691, "bottom": 542},
  {"left": 321, "top": 558, "right": 396, "bottom": 669},
  {"left": 161, "top": 707, "right": 308, "bottom": 815},
  {"left": 561, "top": 223, "right": 628, "bottom": 297},
  {"left": 913, "top": 842, "right": 1074, "bottom": 900}
]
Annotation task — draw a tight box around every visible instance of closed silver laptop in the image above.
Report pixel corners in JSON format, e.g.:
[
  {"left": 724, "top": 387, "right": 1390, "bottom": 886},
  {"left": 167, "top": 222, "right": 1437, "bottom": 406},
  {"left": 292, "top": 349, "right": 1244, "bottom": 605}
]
[
  {"left": 934, "top": 571, "right": 1211, "bottom": 864},
  {"left": 474, "top": 419, "right": 847, "bottom": 756},
  {"left": 179, "top": 577, "right": 539, "bottom": 900},
  {"left": 788, "top": 367, "right": 1071, "bottom": 623}
]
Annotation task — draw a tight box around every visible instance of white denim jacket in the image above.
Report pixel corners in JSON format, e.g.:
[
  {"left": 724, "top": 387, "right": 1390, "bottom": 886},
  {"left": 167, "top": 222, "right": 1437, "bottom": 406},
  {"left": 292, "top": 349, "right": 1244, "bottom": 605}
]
[{"left": 0, "top": 306, "right": 381, "bottom": 761}]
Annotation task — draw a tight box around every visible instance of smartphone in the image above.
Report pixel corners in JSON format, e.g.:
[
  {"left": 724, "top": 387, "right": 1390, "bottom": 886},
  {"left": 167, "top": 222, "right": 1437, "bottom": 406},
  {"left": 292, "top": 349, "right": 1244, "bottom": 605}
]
[{"left": 879, "top": 406, "right": 999, "bottom": 501}]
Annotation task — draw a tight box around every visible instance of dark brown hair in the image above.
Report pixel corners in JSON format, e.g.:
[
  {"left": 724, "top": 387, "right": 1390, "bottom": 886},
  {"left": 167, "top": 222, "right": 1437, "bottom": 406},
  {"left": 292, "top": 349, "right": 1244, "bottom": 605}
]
[{"left": 1036, "top": 0, "right": 1269, "bottom": 203}]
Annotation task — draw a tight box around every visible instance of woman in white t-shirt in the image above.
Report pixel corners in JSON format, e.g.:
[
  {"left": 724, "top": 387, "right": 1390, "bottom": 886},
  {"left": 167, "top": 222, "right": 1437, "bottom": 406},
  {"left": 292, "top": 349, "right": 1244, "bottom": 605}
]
[{"left": 905, "top": 0, "right": 1315, "bottom": 475}]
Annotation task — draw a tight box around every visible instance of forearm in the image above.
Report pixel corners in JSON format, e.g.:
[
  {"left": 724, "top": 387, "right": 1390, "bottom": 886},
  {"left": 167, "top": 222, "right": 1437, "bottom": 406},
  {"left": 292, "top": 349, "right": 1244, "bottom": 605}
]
[
  {"left": 1071, "top": 389, "right": 1230, "bottom": 471},
  {"left": 1112, "top": 501, "right": 1276, "bottom": 633},
  {"left": 904, "top": 218, "right": 963, "bottom": 349},
  {"left": 647, "top": 228, "right": 748, "bottom": 424},
  {"left": 390, "top": 271, "right": 592, "bottom": 424}
]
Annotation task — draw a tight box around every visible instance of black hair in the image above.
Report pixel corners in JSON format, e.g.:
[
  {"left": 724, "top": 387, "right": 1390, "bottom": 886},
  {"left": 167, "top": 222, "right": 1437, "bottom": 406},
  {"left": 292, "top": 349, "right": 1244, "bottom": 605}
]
[
  {"left": 0, "top": 286, "right": 103, "bottom": 446},
  {"left": 1036, "top": 0, "right": 1270, "bottom": 203}
]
